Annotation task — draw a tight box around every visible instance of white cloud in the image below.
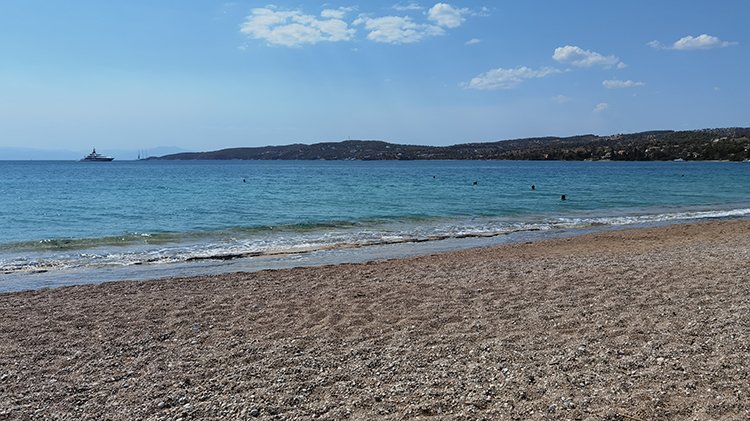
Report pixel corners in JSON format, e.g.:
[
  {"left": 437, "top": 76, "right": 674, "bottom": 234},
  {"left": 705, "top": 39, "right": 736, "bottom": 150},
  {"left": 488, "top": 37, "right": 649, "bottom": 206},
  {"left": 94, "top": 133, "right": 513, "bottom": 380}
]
[
  {"left": 427, "top": 3, "right": 469, "bottom": 28},
  {"left": 241, "top": 7, "right": 354, "bottom": 47},
  {"left": 475, "top": 6, "right": 491, "bottom": 17},
  {"left": 392, "top": 2, "right": 423, "bottom": 11},
  {"left": 465, "top": 38, "right": 481, "bottom": 46},
  {"left": 242, "top": 4, "right": 481, "bottom": 47},
  {"left": 649, "top": 34, "right": 737, "bottom": 50},
  {"left": 321, "top": 8, "right": 352, "bottom": 19},
  {"left": 677, "top": 34, "right": 731, "bottom": 49},
  {"left": 354, "top": 15, "right": 444, "bottom": 44},
  {"left": 602, "top": 79, "right": 645, "bottom": 89},
  {"left": 593, "top": 102, "right": 609, "bottom": 112},
  {"left": 552, "top": 94, "right": 572, "bottom": 103},
  {"left": 465, "top": 66, "right": 560, "bottom": 90},
  {"left": 553, "top": 45, "right": 625, "bottom": 69}
]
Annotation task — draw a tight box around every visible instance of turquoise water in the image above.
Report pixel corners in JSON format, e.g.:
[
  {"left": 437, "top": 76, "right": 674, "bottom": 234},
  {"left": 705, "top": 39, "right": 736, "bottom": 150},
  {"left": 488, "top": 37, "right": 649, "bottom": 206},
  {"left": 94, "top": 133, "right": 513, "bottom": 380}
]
[{"left": 1, "top": 160, "right": 749, "bottom": 291}]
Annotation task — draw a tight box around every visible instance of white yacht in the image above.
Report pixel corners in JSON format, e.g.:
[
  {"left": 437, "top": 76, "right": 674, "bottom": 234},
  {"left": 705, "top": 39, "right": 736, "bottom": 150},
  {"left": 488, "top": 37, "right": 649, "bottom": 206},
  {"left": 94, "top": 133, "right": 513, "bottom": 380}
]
[{"left": 81, "top": 148, "right": 114, "bottom": 162}]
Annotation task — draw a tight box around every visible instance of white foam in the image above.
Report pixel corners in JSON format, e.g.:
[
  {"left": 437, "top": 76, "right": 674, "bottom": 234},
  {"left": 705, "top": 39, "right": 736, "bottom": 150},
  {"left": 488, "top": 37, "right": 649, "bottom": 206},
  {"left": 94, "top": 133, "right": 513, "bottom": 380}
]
[{"left": 2, "top": 206, "right": 749, "bottom": 275}]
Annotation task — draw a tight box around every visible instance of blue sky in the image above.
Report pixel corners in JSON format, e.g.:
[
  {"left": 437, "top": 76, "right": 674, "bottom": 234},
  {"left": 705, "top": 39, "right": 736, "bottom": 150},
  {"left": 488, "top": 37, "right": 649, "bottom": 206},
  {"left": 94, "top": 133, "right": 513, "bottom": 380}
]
[{"left": 1, "top": 1, "right": 748, "bottom": 153}]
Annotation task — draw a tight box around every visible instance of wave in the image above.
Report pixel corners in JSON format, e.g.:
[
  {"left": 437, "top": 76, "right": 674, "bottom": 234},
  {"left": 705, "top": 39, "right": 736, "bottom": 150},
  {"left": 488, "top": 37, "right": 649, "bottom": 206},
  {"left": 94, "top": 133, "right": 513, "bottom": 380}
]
[
  {"left": 2, "top": 206, "right": 749, "bottom": 275},
  {"left": 552, "top": 207, "right": 750, "bottom": 227},
  {"left": 0, "top": 219, "right": 387, "bottom": 252}
]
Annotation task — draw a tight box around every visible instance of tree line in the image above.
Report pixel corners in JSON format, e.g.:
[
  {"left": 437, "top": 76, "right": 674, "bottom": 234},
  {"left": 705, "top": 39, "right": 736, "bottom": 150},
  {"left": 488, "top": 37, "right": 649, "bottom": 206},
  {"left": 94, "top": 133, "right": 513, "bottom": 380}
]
[{"left": 153, "top": 128, "right": 750, "bottom": 161}]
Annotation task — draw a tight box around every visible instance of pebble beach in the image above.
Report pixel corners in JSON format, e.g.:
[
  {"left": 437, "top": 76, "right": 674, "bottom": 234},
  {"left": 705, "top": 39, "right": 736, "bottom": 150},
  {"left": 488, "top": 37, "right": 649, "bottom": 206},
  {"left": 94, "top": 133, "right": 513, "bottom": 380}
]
[{"left": 1, "top": 220, "right": 749, "bottom": 420}]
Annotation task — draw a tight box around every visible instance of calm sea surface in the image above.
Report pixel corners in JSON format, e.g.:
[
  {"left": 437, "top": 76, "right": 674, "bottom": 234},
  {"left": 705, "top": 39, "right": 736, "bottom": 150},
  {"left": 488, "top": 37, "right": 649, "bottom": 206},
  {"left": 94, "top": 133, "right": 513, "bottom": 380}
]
[{"left": 1, "top": 160, "right": 749, "bottom": 291}]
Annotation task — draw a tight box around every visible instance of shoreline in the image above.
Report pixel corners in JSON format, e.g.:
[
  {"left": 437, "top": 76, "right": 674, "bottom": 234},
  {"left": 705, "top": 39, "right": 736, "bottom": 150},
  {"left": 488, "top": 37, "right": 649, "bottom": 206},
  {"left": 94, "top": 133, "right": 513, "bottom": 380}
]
[
  {"left": 1, "top": 220, "right": 749, "bottom": 419},
  {"left": 3, "top": 210, "right": 750, "bottom": 293}
]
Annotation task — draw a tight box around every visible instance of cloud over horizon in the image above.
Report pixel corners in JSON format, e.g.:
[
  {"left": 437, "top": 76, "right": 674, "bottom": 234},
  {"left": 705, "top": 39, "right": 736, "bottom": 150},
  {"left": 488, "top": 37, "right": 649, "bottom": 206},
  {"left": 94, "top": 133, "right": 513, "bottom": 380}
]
[
  {"left": 353, "top": 15, "right": 444, "bottom": 44},
  {"left": 553, "top": 45, "right": 626, "bottom": 69},
  {"left": 392, "top": 2, "right": 423, "bottom": 11},
  {"left": 240, "top": 7, "right": 354, "bottom": 47},
  {"left": 241, "top": 3, "right": 477, "bottom": 47},
  {"left": 648, "top": 34, "right": 737, "bottom": 50},
  {"left": 603, "top": 79, "right": 645, "bottom": 89},
  {"left": 427, "top": 3, "right": 469, "bottom": 28},
  {"left": 465, "top": 66, "right": 561, "bottom": 90},
  {"left": 594, "top": 102, "right": 609, "bottom": 112}
]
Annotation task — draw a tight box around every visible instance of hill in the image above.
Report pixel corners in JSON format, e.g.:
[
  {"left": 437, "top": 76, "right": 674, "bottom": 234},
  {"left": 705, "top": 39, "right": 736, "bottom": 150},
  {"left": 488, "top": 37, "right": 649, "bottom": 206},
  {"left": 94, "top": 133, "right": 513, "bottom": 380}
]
[{"left": 150, "top": 128, "right": 750, "bottom": 161}]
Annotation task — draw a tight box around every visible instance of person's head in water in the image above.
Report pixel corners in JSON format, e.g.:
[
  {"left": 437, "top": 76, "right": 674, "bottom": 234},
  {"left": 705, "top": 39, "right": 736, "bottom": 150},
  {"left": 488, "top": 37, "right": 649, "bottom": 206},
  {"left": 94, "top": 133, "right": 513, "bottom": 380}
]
[
  {"left": 531, "top": 184, "right": 536, "bottom": 191},
  {"left": 561, "top": 194, "right": 566, "bottom": 201}
]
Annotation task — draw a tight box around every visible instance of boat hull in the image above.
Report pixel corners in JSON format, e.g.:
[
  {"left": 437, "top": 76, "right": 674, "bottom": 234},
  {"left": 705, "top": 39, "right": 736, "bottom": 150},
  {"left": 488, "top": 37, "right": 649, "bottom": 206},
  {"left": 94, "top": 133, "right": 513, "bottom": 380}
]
[
  {"left": 81, "top": 148, "right": 114, "bottom": 161},
  {"left": 80, "top": 157, "right": 114, "bottom": 162}
]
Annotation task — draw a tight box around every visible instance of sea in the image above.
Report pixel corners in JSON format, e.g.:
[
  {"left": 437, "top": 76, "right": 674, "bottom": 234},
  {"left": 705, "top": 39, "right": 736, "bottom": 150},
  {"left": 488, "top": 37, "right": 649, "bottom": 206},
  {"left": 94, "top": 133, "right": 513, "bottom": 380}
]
[{"left": 1, "top": 160, "right": 749, "bottom": 292}]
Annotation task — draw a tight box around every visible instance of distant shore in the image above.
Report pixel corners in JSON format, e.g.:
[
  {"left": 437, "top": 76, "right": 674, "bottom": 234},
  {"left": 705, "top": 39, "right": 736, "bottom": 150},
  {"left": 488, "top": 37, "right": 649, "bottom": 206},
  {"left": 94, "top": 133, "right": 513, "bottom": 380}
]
[
  {"left": 1, "top": 220, "right": 749, "bottom": 419},
  {"left": 150, "top": 127, "right": 750, "bottom": 161}
]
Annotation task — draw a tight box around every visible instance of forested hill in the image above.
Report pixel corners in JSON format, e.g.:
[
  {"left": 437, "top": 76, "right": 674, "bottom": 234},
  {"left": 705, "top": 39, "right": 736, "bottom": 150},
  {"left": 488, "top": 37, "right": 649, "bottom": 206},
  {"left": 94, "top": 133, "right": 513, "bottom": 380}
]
[{"left": 152, "top": 127, "right": 750, "bottom": 161}]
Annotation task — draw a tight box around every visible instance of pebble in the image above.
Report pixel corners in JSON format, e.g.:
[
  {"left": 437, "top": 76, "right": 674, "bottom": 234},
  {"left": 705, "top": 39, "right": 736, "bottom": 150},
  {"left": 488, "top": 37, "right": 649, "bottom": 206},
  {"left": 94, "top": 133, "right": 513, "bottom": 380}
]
[{"left": 3, "top": 221, "right": 748, "bottom": 420}]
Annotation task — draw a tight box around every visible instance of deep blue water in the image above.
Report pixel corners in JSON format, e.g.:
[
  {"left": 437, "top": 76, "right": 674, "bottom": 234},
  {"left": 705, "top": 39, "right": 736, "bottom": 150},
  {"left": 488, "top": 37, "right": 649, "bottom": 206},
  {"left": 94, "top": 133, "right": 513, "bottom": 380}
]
[{"left": 1, "top": 160, "right": 749, "bottom": 291}]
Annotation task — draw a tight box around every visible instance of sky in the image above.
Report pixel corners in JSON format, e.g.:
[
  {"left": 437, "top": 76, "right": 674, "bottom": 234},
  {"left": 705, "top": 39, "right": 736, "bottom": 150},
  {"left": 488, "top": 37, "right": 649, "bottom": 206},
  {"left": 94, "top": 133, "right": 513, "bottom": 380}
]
[{"left": 1, "top": 1, "right": 748, "bottom": 153}]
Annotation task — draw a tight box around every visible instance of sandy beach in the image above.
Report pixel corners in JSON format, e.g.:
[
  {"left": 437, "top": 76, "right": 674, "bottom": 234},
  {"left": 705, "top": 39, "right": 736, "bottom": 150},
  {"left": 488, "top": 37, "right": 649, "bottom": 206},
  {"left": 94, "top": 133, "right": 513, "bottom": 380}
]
[{"left": 1, "top": 220, "right": 749, "bottom": 420}]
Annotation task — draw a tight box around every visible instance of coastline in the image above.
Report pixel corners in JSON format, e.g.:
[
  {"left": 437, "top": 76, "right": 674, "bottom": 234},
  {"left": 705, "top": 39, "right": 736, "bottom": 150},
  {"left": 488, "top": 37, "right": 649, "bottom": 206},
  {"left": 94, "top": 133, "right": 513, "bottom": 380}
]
[
  {"left": 3, "top": 159, "right": 749, "bottom": 293},
  {"left": 1, "top": 220, "right": 749, "bottom": 419},
  {"left": 4, "top": 208, "right": 750, "bottom": 293}
]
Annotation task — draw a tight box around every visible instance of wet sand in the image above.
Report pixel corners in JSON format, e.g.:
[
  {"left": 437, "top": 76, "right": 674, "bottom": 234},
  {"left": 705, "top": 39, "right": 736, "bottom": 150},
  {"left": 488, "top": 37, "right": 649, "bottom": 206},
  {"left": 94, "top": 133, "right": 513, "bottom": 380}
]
[{"left": 1, "top": 220, "right": 749, "bottom": 420}]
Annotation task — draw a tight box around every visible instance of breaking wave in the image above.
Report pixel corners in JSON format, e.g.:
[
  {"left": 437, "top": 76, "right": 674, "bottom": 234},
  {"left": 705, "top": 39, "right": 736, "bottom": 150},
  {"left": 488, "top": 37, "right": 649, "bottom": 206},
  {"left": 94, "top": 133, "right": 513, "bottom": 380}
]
[{"left": 2, "top": 206, "right": 749, "bottom": 275}]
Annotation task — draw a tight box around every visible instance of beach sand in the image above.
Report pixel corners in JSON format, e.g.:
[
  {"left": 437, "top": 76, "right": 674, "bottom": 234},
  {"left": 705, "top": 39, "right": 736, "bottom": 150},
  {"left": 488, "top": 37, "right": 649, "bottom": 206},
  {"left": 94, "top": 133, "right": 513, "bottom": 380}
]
[{"left": 1, "top": 220, "right": 749, "bottom": 420}]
